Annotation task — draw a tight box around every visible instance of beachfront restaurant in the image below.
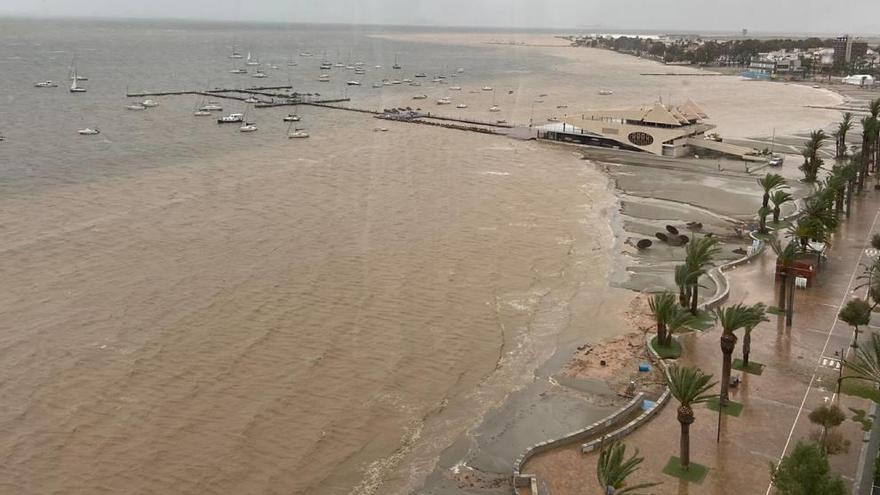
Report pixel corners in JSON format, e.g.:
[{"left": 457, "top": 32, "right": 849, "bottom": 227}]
[{"left": 538, "top": 101, "right": 718, "bottom": 158}]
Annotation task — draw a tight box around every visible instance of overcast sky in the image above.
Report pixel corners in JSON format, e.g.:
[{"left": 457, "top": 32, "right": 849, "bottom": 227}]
[{"left": 2, "top": 0, "right": 879, "bottom": 34}]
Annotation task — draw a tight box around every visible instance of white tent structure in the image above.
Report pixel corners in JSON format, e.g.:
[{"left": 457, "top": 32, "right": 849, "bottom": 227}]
[{"left": 842, "top": 74, "right": 876, "bottom": 86}]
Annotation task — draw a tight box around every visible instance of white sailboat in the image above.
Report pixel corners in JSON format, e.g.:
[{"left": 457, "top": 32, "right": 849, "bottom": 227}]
[
  {"left": 245, "top": 52, "right": 260, "bottom": 66},
  {"left": 78, "top": 127, "right": 100, "bottom": 135},
  {"left": 488, "top": 89, "right": 500, "bottom": 112},
  {"left": 69, "top": 66, "right": 87, "bottom": 93},
  {"left": 229, "top": 40, "right": 243, "bottom": 59},
  {"left": 392, "top": 53, "right": 402, "bottom": 70},
  {"left": 288, "top": 122, "right": 309, "bottom": 139}
]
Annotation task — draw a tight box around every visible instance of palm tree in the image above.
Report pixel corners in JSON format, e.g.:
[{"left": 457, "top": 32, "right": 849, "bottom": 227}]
[
  {"left": 758, "top": 206, "right": 771, "bottom": 234},
  {"left": 715, "top": 303, "right": 768, "bottom": 405},
  {"left": 844, "top": 332, "right": 880, "bottom": 386},
  {"left": 741, "top": 325, "right": 758, "bottom": 369},
  {"left": 800, "top": 130, "right": 826, "bottom": 183},
  {"left": 666, "top": 366, "right": 717, "bottom": 471},
  {"left": 835, "top": 112, "right": 854, "bottom": 159},
  {"left": 770, "top": 239, "right": 799, "bottom": 325},
  {"left": 674, "top": 264, "right": 698, "bottom": 309},
  {"left": 770, "top": 190, "right": 793, "bottom": 224},
  {"left": 838, "top": 298, "right": 871, "bottom": 348},
  {"left": 757, "top": 173, "right": 787, "bottom": 209},
  {"left": 648, "top": 291, "right": 676, "bottom": 347},
  {"left": 596, "top": 441, "right": 659, "bottom": 494},
  {"left": 684, "top": 236, "right": 721, "bottom": 314},
  {"left": 857, "top": 117, "right": 877, "bottom": 191}
]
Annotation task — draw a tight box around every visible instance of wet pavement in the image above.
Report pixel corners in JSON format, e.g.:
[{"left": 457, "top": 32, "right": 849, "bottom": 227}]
[{"left": 522, "top": 188, "right": 880, "bottom": 494}]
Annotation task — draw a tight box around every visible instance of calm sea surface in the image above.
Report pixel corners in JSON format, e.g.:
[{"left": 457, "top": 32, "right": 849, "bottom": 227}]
[{"left": 0, "top": 18, "right": 620, "bottom": 494}]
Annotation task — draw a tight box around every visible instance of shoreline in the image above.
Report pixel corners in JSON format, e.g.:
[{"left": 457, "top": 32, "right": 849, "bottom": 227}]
[{"left": 384, "top": 30, "right": 850, "bottom": 495}]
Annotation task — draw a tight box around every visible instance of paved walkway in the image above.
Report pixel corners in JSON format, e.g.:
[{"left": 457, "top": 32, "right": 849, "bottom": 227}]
[{"left": 523, "top": 191, "right": 880, "bottom": 495}]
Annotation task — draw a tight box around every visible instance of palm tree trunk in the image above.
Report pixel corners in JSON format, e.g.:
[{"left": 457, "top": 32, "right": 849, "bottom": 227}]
[
  {"left": 678, "top": 406, "right": 694, "bottom": 470},
  {"left": 773, "top": 206, "right": 780, "bottom": 224},
  {"left": 846, "top": 179, "right": 854, "bottom": 216},
  {"left": 742, "top": 331, "right": 751, "bottom": 368},
  {"left": 690, "top": 282, "right": 699, "bottom": 315},
  {"left": 786, "top": 276, "right": 795, "bottom": 327},
  {"left": 778, "top": 271, "right": 788, "bottom": 311},
  {"left": 657, "top": 322, "right": 667, "bottom": 349},
  {"left": 720, "top": 333, "right": 737, "bottom": 405}
]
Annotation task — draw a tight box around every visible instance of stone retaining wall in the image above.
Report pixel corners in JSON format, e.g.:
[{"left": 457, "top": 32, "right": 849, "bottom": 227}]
[{"left": 511, "top": 392, "right": 646, "bottom": 483}]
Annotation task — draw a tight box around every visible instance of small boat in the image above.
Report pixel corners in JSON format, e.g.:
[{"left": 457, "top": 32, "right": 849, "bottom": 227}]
[
  {"left": 547, "top": 117, "right": 559, "bottom": 122},
  {"left": 456, "top": 68, "right": 465, "bottom": 73},
  {"left": 78, "top": 128, "right": 100, "bottom": 135},
  {"left": 126, "top": 103, "right": 147, "bottom": 111},
  {"left": 245, "top": 52, "right": 260, "bottom": 66},
  {"left": 346, "top": 80, "right": 361, "bottom": 86},
  {"left": 244, "top": 97, "right": 259, "bottom": 104},
  {"left": 449, "top": 86, "right": 462, "bottom": 91},
  {"left": 556, "top": 104, "right": 568, "bottom": 109},
  {"left": 318, "top": 74, "right": 330, "bottom": 82},
  {"left": 390, "top": 80, "right": 402, "bottom": 85},
  {"left": 496, "top": 120, "right": 507, "bottom": 124},
  {"left": 373, "top": 127, "right": 388, "bottom": 132},
  {"left": 372, "top": 82, "right": 384, "bottom": 88},
  {"left": 414, "top": 73, "right": 427, "bottom": 78},
  {"left": 288, "top": 128, "right": 310, "bottom": 139},
  {"left": 413, "top": 94, "right": 428, "bottom": 100},
  {"left": 598, "top": 89, "right": 614, "bottom": 95},
  {"left": 283, "top": 114, "right": 301, "bottom": 122},
  {"left": 489, "top": 105, "right": 501, "bottom": 112},
  {"left": 239, "top": 123, "right": 258, "bottom": 132},
  {"left": 218, "top": 113, "right": 244, "bottom": 124},
  {"left": 355, "top": 69, "right": 366, "bottom": 75},
  {"left": 345, "top": 65, "right": 355, "bottom": 70},
  {"left": 334, "top": 62, "right": 345, "bottom": 68},
  {"left": 456, "top": 103, "right": 468, "bottom": 109},
  {"left": 402, "top": 78, "right": 412, "bottom": 83},
  {"left": 432, "top": 78, "right": 443, "bottom": 83},
  {"left": 287, "top": 60, "right": 298, "bottom": 67},
  {"left": 141, "top": 99, "right": 159, "bottom": 108},
  {"left": 392, "top": 54, "right": 402, "bottom": 70},
  {"left": 69, "top": 66, "right": 87, "bottom": 93},
  {"left": 409, "top": 81, "right": 422, "bottom": 87},
  {"left": 269, "top": 64, "right": 280, "bottom": 70},
  {"left": 482, "top": 86, "right": 493, "bottom": 91},
  {"left": 383, "top": 81, "right": 392, "bottom": 86},
  {"left": 355, "top": 62, "right": 365, "bottom": 66},
  {"left": 375, "top": 65, "right": 383, "bottom": 69},
  {"left": 34, "top": 80, "right": 58, "bottom": 88},
  {"left": 299, "top": 52, "right": 314, "bottom": 57},
  {"left": 436, "top": 97, "right": 452, "bottom": 105},
  {"left": 200, "top": 102, "right": 223, "bottom": 112},
  {"left": 193, "top": 109, "right": 212, "bottom": 116},
  {"left": 230, "top": 68, "right": 247, "bottom": 74},
  {"left": 252, "top": 70, "right": 268, "bottom": 78},
  {"left": 230, "top": 40, "right": 243, "bottom": 59},
  {"left": 320, "top": 62, "right": 332, "bottom": 70}
]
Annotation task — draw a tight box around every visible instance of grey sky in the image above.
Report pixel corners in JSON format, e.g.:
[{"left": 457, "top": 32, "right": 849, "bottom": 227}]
[{"left": 1, "top": 0, "right": 878, "bottom": 34}]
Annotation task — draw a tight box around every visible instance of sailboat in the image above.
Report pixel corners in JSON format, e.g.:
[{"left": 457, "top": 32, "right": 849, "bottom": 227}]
[
  {"left": 245, "top": 51, "right": 260, "bottom": 66},
  {"left": 229, "top": 39, "right": 243, "bottom": 59},
  {"left": 392, "top": 54, "right": 402, "bottom": 70},
  {"left": 488, "top": 89, "right": 500, "bottom": 112},
  {"left": 239, "top": 107, "right": 257, "bottom": 132},
  {"left": 287, "top": 121, "right": 309, "bottom": 138},
  {"left": 69, "top": 65, "right": 87, "bottom": 93},
  {"left": 193, "top": 96, "right": 212, "bottom": 116},
  {"left": 768, "top": 128, "right": 784, "bottom": 166}
]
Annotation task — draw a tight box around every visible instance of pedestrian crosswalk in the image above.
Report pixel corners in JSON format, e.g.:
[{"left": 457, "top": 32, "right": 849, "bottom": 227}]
[{"left": 820, "top": 357, "right": 841, "bottom": 370}]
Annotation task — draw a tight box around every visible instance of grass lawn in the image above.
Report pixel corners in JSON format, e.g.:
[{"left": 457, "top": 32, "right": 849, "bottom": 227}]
[
  {"left": 732, "top": 358, "right": 765, "bottom": 375},
  {"left": 706, "top": 398, "right": 744, "bottom": 417},
  {"left": 651, "top": 336, "right": 682, "bottom": 359},
  {"left": 662, "top": 456, "right": 709, "bottom": 483},
  {"left": 840, "top": 378, "right": 880, "bottom": 403},
  {"left": 850, "top": 407, "right": 874, "bottom": 432}
]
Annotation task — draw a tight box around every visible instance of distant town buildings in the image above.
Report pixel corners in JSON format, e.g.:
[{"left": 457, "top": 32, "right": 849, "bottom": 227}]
[{"left": 563, "top": 32, "right": 879, "bottom": 82}]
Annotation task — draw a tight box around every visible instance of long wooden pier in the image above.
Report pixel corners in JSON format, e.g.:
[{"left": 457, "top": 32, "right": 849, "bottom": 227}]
[{"left": 123, "top": 85, "right": 520, "bottom": 137}]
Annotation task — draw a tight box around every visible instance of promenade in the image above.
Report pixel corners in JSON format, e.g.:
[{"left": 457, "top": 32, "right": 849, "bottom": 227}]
[{"left": 523, "top": 189, "right": 880, "bottom": 494}]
